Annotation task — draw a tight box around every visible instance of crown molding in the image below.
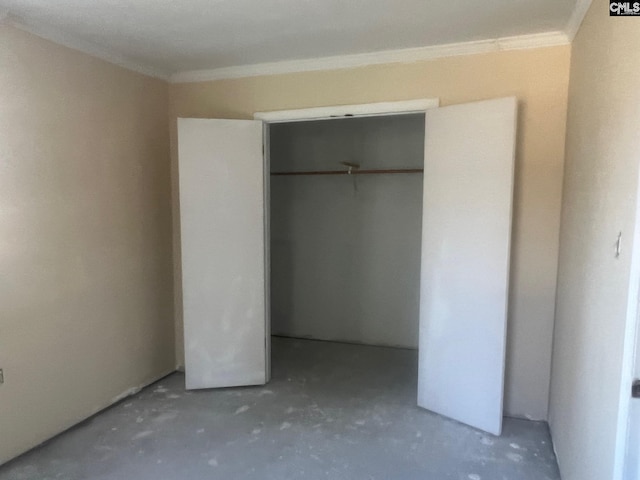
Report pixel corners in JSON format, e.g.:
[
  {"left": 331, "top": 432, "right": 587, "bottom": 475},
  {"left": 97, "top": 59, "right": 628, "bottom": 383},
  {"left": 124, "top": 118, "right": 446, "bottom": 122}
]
[
  {"left": 3, "top": 13, "right": 170, "bottom": 80},
  {"left": 566, "top": 0, "right": 594, "bottom": 40},
  {"left": 2, "top": 4, "right": 583, "bottom": 85},
  {"left": 170, "top": 31, "right": 569, "bottom": 84}
]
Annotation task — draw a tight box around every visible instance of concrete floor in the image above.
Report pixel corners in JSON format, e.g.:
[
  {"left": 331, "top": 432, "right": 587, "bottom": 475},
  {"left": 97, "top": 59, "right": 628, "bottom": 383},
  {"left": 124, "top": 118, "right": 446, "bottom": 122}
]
[{"left": 1, "top": 337, "right": 560, "bottom": 480}]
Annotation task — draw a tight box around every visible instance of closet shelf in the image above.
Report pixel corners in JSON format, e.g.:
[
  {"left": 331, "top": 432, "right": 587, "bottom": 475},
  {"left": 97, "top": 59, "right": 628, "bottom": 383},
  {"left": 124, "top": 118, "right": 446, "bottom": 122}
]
[{"left": 271, "top": 168, "right": 423, "bottom": 176}]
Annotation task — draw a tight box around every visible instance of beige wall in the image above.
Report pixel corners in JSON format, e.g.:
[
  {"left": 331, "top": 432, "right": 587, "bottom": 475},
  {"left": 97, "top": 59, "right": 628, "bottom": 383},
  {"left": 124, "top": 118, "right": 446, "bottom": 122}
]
[
  {"left": 0, "top": 25, "right": 174, "bottom": 464},
  {"left": 170, "top": 45, "right": 571, "bottom": 419},
  {"left": 549, "top": 1, "right": 640, "bottom": 479}
]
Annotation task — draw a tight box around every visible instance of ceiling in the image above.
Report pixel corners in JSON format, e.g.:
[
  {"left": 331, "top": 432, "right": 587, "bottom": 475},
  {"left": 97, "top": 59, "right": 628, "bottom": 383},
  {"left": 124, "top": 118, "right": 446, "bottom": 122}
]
[{"left": 0, "top": 0, "right": 580, "bottom": 78}]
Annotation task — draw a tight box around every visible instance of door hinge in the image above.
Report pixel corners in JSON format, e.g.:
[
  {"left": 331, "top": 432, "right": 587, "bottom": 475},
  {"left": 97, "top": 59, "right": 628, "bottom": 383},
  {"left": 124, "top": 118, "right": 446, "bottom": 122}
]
[{"left": 632, "top": 380, "right": 640, "bottom": 399}]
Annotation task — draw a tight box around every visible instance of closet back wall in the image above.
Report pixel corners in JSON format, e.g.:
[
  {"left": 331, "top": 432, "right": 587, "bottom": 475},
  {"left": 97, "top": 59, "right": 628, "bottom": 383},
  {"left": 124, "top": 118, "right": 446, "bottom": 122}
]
[{"left": 270, "top": 115, "right": 424, "bottom": 348}]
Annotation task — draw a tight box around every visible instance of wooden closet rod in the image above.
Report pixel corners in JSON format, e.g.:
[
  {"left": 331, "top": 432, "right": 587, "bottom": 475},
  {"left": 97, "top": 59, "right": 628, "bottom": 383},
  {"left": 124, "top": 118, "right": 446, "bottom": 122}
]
[{"left": 271, "top": 168, "right": 423, "bottom": 176}]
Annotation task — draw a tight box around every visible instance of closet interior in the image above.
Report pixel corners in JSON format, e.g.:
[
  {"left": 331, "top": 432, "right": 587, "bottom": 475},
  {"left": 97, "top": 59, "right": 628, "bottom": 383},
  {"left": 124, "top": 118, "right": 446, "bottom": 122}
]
[{"left": 268, "top": 114, "right": 425, "bottom": 362}]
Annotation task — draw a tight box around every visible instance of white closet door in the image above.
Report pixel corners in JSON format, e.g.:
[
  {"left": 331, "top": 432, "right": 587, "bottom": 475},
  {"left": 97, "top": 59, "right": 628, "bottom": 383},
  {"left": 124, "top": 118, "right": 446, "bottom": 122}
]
[
  {"left": 418, "top": 98, "right": 517, "bottom": 435},
  {"left": 178, "top": 118, "right": 267, "bottom": 390}
]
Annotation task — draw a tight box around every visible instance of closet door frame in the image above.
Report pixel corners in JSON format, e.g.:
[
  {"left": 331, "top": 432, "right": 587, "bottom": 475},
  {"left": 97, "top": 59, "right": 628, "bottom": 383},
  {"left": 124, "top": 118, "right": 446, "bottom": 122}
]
[
  {"left": 257, "top": 98, "right": 440, "bottom": 380},
  {"left": 255, "top": 99, "right": 440, "bottom": 124}
]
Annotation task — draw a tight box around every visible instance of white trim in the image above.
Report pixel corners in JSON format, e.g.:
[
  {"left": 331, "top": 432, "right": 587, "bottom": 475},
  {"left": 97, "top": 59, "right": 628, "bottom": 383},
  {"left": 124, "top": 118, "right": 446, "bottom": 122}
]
[
  {"left": 4, "top": 13, "right": 170, "bottom": 80},
  {"left": 171, "top": 31, "right": 569, "bottom": 83},
  {"left": 566, "top": 0, "right": 594, "bottom": 40},
  {"left": 498, "top": 31, "right": 570, "bottom": 50},
  {"left": 254, "top": 99, "right": 440, "bottom": 123}
]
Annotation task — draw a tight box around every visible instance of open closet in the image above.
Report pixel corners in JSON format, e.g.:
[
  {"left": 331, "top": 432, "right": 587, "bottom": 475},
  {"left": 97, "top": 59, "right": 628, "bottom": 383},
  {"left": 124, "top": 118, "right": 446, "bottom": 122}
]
[
  {"left": 177, "top": 98, "right": 517, "bottom": 435},
  {"left": 269, "top": 114, "right": 425, "bottom": 349}
]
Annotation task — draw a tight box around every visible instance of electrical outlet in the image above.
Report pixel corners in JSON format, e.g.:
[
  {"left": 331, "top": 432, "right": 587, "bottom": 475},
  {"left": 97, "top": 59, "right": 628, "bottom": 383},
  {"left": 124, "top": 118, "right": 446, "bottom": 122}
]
[{"left": 0, "top": 369, "right": 3, "bottom": 384}]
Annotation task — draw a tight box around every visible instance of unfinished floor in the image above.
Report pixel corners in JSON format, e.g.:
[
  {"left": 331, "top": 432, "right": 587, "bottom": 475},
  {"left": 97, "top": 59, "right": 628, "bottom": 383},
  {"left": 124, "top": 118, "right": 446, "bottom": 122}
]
[{"left": 0, "top": 338, "right": 560, "bottom": 480}]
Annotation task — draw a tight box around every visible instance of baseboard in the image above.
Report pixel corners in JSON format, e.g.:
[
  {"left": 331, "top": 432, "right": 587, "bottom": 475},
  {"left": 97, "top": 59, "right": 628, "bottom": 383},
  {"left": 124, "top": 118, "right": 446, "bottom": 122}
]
[
  {"left": 503, "top": 413, "right": 547, "bottom": 422},
  {"left": 107, "top": 369, "right": 176, "bottom": 404},
  {"left": 272, "top": 333, "right": 418, "bottom": 351}
]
